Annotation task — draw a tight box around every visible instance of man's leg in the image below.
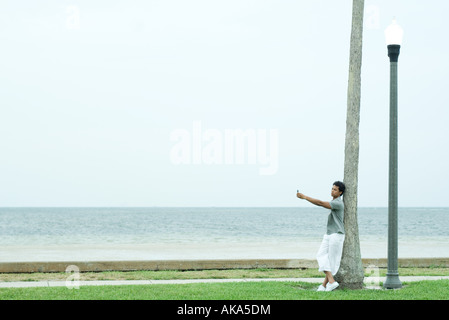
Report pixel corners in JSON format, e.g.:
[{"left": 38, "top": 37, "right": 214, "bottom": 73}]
[
  {"left": 317, "top": 235, "right": 336, "bottom": 288},
  {"left": 322, "top": 273, "right": 328, "bottom": 287},
  {"left": 324, "top": 234, "right": 345, "bottom": 291},
  {"left": 316, "top": 235, "right": 330, "bottom": 288},
  {"left": 324, "top": 271, "right": 335, "bottom": 285},
  {"left": 328, "top": 234, "right": 345, "bottom": 275}
]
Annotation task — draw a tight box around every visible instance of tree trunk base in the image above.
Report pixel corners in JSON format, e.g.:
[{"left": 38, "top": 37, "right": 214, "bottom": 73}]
[
  {"left": 334, "top": 265, "right": 364, "bottom": 290},
  {"left": 335, "top": 280, "right": 364, "bottom": 290}
]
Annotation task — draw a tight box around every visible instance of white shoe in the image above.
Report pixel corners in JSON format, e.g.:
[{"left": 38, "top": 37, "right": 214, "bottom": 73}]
[
  {"left": 325, "top": 281, "right": 339, "bottom": 291},
  {"left": 317, "top": 284, "right": 326, "bottom": 292}
]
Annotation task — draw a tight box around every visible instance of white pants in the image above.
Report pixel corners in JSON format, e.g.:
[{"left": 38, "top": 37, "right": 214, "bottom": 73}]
[{"left": 316, "top": 233, "right": 345, "bottom": 276}]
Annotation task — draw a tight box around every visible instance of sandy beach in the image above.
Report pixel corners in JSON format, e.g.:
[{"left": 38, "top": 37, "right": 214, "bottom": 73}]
[{"left": 2, "top": 237, "right": 448, "bottom": 263}]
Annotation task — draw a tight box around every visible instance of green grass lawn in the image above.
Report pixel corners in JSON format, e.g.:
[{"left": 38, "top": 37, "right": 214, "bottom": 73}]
[
  {"left": 1, "top": 280, "right": 448, "bottom": 300},
  {"left": 1, "top": 267, "right": 448, "bottom": 300}
]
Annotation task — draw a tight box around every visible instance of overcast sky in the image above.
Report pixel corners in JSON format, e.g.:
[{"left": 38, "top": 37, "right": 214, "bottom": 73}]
[{"left": 1, "top": 0, "right": 448, "bottom": 207}]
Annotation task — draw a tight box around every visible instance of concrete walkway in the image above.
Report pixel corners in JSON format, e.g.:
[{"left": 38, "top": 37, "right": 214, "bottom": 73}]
[{"left": 1, "top": 276, "right": 448, "bottom": 288}]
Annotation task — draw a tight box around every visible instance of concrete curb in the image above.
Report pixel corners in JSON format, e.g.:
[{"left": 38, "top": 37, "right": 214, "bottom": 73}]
[
  {"left": 1, "top": 276, "right": 449, "bottom": 288},
  {"left": 1, "top": 258, "right": 449, "bottom": 273}
]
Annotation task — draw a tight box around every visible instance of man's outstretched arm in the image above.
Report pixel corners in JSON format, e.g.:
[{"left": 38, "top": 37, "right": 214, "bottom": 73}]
[{"left": 297, "top": 192, "right": 331, "bottom": 209}]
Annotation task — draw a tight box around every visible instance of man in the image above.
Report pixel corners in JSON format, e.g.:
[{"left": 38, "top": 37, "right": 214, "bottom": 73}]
[{"left": 297, "top": 181, "right": 346, "bottom": 291}]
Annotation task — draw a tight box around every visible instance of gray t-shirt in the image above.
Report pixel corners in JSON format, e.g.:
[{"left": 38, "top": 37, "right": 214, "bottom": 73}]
[{"left": 327, "top": 197, "right": 345, "bottom": 235}]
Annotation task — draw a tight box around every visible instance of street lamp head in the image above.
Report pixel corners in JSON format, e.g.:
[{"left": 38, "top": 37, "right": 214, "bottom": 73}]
[
  {"left": 385, "top": 19, "right": 403, "bottom": 62},
  {"left": 385, "top": 18, "right": 404, "bottom": 46}
]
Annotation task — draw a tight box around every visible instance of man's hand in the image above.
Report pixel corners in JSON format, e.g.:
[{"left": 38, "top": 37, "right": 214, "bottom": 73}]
[{"left": 297, "top": 192, "right": 306, "bottom": 199}]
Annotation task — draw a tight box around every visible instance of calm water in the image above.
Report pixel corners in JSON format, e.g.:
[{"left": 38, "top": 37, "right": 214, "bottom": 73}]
[{"left": 1, "top": 207, "right": 448, "bottom": 261}]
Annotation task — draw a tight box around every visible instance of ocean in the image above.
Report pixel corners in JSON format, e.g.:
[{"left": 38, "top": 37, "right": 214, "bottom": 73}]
[{"left": 0, "top": 207, "right": 448, "bottom": 262}]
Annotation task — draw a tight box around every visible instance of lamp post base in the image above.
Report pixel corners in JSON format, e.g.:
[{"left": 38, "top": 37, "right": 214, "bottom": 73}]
[{"left": 384, "top": 272, "right": 402, "bottom": 289}]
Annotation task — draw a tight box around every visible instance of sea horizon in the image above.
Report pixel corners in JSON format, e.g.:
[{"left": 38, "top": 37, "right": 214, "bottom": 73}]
[{"left": 1, "top": 207, "right": 448, "bottom": 262}]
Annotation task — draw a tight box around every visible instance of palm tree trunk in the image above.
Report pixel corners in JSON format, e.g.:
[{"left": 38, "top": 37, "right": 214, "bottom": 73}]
[{"left": 334, "top": 0, "right": 365, "bottom": 289}]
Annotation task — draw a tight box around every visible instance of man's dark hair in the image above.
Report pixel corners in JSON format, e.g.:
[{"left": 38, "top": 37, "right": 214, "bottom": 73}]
[{"left": 333, "top": 181, "right": 346, "bottom": 195}]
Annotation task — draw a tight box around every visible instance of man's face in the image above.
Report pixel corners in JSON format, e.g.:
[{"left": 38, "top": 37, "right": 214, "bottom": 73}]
[{"left": 331, "top": 185, "right": 342, "bottom": 198}]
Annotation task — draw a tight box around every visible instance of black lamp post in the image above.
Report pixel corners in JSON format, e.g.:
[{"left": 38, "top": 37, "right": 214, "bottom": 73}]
[{"left": 384, "top": 19, "right": 404, "bottom": 289}]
